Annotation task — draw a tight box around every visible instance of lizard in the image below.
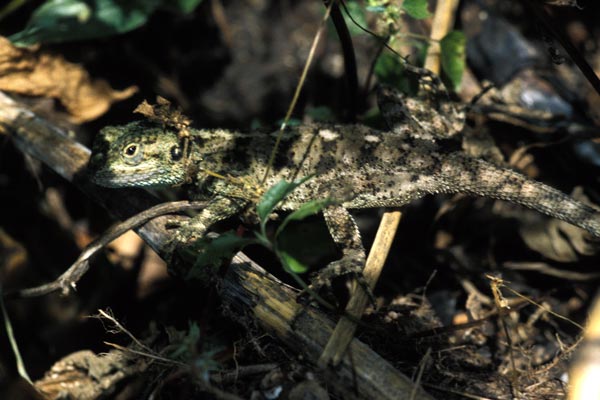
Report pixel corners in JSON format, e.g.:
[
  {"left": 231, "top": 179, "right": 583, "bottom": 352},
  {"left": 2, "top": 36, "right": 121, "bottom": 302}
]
[{"left": 87, "top": 89, "right": 600, "bottom": 289}]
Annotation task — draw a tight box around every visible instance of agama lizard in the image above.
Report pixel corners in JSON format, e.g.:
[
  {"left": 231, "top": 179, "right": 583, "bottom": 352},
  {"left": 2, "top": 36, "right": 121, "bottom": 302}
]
[{"left": 88, "top": 88, "right": 600, "bottom": 287}]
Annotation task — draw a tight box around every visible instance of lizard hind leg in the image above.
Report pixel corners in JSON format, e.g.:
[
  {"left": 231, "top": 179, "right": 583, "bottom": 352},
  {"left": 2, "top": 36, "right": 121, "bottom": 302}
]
[{"left": 307, "top": 205, "right": 373, "bottom": 302}]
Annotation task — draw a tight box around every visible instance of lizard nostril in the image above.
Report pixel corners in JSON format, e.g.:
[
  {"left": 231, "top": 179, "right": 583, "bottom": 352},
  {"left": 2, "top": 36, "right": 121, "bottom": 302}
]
[
  {"left": 90, "top": 153, "right": 104, "bottom": 166},
  {"left": 170, "top": 145, "right": 183, "bottom": 161}
]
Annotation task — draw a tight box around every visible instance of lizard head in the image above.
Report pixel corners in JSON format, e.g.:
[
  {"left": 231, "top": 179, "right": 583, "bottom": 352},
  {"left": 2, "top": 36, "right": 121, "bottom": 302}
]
[{"left": 88, "top": 122, "right": 187, "bottom": 188}]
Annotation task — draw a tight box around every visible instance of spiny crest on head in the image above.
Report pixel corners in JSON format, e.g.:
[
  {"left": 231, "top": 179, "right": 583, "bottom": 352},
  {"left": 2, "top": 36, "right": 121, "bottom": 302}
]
[
  {"left": 134, "top": 96, "right": 192, "bottom": 140},
  {"left": 134, "top": 96, "right": 193, "bottom": 165}
]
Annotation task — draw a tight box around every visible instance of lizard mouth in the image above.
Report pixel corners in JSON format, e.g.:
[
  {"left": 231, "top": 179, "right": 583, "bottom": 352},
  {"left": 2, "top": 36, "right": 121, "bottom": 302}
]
[{"left": 90, "top": 167, "right": 181, "bottom": 188}]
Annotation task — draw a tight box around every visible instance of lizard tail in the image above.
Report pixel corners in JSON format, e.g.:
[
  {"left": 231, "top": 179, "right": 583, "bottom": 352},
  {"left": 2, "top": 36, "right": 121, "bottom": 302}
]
[{"left": 441, "top": 155, "right": 600, "bottom": 237}]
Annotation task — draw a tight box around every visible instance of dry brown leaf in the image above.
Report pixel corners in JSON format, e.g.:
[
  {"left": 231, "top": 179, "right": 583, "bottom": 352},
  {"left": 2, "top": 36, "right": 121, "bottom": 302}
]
[
  {"left": 134, "top": 96, "right": 192, "bottom": 138},
  {"left": 0, "top": 228, "right": 28, "bottom": 277},
  {"left": 0, "top": 36, "right": 137, "bottom": 123}
]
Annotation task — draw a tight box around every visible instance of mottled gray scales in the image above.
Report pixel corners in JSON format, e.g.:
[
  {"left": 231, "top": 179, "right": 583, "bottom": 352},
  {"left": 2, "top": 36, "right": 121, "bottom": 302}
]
[
  {"left": 319, "top": 206, "right": 369, "bottom": 291},
  {"left": 88, "top": 92, "right": 600, "bottom": 289},
  {"left": 377, "top": 84, "right": 464, "bottom": 140},
  {"left": 439, "top": 156, "right": 600, "bottom": 234}
]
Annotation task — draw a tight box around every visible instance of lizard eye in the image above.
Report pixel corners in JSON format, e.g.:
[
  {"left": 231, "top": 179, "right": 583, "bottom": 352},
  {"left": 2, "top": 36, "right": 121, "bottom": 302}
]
[
  {"left": 170, "top": 145, "right": 183, "bottom": 161},
  {"left": 122, "top": 142, "right": 143, "bottom": 165},
  {"left": 123, "top": 143, "right": 140, "bottom": 157},
  {"left": 123, "top": 143, "right": 139, "bottom": 157}
]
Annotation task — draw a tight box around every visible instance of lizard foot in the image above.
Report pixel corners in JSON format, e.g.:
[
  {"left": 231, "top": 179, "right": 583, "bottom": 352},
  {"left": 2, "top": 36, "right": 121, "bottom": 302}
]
[
  {"left": 303, "top": 250, "right": 375, "bottom": 306},
  {"left": 163, "top": 220, "right": 209, "bottom": 276}
]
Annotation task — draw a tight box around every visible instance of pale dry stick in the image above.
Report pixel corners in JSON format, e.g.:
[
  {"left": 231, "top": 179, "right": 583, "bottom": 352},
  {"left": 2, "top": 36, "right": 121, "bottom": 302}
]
[
  {"left": 411, "top": 347, "right": 432, "bottom": 400},
  {"left": 502, "top": 284, "right": 584, "bottom": 330},
  {"left": 424, "top": 0, "right": 460, "bottom": 74},
  {"left": 104, "top": 341, "right": 187, "bottom": 368},
  {"left": 487, "top": 275, "right": 518, "bottom": 374},
  {"left": 211, "top": 364, "right": 278, "bottom": 384},
  {"left": 104, "top": 340, "right": 246, "bottom": 399},
  {"left": 318, "top": 211, "right": 401, "bottom": 366},
  {"left": 488, "top": 274, "right": 585, "bottom": 387},
  {"left": 97, "top": 309, "right": 154, "bottom": 354},
  {"left": 211, "top": 0, "right": 233, "bottom": 48},
  {"left": 569, "top": 294, "right": 600, "bottom": 400},
  {"left": 222, "top": 252, "right": 436, "bottom": 400},
  {"left": 319, "top": 0, "right": 461, "bottom": 368}
]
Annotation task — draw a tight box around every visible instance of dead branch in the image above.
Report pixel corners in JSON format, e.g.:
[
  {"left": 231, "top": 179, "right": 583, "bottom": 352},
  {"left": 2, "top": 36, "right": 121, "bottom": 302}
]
[
  {"left": 222, "top": 252, "right": 435, "bottom": 400},
  {"left": 8, "top": 200, "right": 207, "bottom": 299}
]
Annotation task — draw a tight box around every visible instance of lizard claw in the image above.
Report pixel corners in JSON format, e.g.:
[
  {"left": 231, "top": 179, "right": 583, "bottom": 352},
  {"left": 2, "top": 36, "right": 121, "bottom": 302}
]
[
  {"left": 302, "top": 252, "right": 376, "bottom": 306},
  {"left": 163, "top": 220, "right": 209, "bottom": 276}
]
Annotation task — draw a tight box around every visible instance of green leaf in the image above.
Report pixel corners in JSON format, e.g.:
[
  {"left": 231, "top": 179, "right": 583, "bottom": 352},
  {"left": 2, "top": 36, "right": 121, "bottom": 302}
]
[
  {"left": 278, "top": 250, "right": 309, "bottom": 274},
  {"left": 253, "top": 231, "right": 270, "bottom": 247},
  {"left": 375, "top": 52, "right": 402, "bottom": 84},
  {"left": 165, "top": 322, "right": 222, "bottom": 381},
  {"left": 374, "top": 53, "right": 416, "bottom": 94},
  {"left": 275, "top": 198, "right": 335, "bottom": 237},
  {"left": 276, "top": 219, "right": 337, "bottom": 272},
  {"left": 256, "top": 177, "right": 312, "bottom": 230},
  {"left": 440, "top": 30, "right": 466, "bottom": 91},
  {"left": 250, "top": 118, "right": 263, "bottom": 130},
  {"left": 402, "top": 0, "right": 431, "bottom": 19},
  {"left": 305, "top": 106, "right": 335, "bottom": 122},
  {"left": 164, "top": 0, "right": 203, "bottom": 13},
  {"left": 9, "top": 0, "right": 157, "bottom": 45},
  {"left": 186, "top": 232, "right": 254, "bottom": 280},
  {"left": 365, "top": 5, "right": 386, "bottom": 13},
  {"left": 8, "top": 0, "right": 203, "bottom": 46},
  {"left": 276, "top": 117, "right": 302, "bottom": 127},
  {"left": 169, "top": 322, "right": 201, "bottom": 358}
]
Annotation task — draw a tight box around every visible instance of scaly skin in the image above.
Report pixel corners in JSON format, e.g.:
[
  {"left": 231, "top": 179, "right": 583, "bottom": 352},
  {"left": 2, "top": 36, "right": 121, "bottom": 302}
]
[{"left": 88, "top": 117, "right": 600, "bottom": 286}]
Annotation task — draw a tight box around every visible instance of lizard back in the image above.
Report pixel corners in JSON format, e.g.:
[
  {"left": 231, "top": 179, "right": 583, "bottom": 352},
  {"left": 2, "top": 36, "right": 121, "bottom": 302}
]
[{"left": 89, "top": 121, "right": 600, "bottom": 237}]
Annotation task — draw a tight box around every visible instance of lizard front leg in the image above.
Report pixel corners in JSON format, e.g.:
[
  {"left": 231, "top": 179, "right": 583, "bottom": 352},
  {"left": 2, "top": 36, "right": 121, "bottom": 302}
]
[
  {"left": 167, "top": 195, "right": 248, "bottom": 270},
  {"left": 174, "top": 196, "right": 246, "bottom": 242},
  {"left": 309, "top": 205, "right": 369, "bottom": 296}
]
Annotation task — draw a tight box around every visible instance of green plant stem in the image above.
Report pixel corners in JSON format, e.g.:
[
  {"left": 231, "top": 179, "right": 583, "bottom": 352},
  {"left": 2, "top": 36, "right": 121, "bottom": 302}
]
[
  {"left": 0, "top": 0, "right": 27, "bottom": 21},
  {"left": 0, "top": 286, "right": 31, "bottom": 384}
]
